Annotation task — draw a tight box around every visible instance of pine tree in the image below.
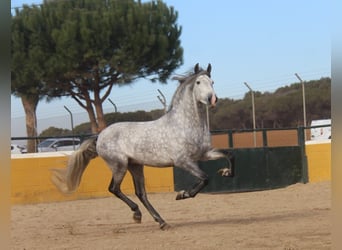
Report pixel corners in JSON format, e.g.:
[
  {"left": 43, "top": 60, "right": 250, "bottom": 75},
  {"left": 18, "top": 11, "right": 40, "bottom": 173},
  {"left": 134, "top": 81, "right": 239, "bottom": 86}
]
[{"left": 12, "top": 0, "right": 183, "bottom": 138}]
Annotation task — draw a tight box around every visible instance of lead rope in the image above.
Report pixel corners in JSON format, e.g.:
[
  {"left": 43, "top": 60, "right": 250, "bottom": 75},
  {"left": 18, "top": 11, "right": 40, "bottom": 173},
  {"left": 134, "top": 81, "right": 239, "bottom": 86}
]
[
  {"left": 206, "top": 105, "right": 209, "bottom": 129},
  {"left": 206, "top": 105, "right": 212, "bottom": 144}
]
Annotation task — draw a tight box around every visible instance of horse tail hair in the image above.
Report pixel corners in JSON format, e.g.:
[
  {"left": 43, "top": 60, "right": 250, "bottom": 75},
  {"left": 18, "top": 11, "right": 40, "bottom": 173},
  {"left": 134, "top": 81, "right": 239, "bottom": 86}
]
[{"left": 50, "top": 136, "right": 98, "bottom": 194}]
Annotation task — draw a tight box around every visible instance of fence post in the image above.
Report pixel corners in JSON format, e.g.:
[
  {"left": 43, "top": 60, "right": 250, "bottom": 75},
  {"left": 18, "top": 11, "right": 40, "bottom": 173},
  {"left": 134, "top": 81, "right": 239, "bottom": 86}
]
[
  {"left": 298, "top": 127, "right": 308, "bottom": 183},
  {"left": 262, "top": 129, "right": 268, "bottom": 147},
  {"left": 64, "top": 106, "right": 75, "bottom": 150},
  {"left": 228, "top": 130, "right": 234, "bottom": 148}
]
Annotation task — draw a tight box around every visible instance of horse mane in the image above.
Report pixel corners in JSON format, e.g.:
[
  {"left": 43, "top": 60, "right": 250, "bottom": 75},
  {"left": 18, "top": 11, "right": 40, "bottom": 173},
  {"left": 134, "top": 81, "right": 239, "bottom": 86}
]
[{"left": 168, "top": 66, "right": 210, "bottom": 112}]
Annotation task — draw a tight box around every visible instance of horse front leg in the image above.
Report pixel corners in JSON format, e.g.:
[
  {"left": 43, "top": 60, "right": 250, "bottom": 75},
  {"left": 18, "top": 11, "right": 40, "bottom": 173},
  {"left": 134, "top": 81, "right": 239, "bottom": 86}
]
[{"left": 175, "top": 161, "right": 209, "bottom": 200}]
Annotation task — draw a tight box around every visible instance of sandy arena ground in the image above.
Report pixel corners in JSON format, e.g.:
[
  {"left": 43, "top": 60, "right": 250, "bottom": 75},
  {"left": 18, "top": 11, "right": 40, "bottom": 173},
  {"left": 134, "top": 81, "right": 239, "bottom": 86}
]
[{"left": 11, "top": 181, "right": 331, "bottom": 250}]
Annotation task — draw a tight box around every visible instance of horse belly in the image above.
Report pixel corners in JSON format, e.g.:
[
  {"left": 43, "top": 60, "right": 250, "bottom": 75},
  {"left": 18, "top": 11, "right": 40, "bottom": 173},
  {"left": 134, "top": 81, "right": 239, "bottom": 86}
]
[
  {"left": 97, "top": 125, "right": 173, "bottom": 166},
  {"left": 129, "top": 145, "right": 173, "bottom": 167}
]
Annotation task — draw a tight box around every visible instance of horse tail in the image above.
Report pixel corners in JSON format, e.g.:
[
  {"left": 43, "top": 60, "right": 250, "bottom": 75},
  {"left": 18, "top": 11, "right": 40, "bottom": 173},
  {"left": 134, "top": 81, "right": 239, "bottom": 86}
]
[{"left": 50, "top": 136, "right": 98, "bottom": 194}]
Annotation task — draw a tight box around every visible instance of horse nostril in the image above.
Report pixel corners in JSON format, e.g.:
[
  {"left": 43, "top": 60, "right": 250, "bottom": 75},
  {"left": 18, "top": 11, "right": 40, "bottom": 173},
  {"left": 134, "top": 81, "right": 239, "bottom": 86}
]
[
  {"left": 208, "top": 95, "right": 218, "bottom": 106},
  {"left": 215, "top": 95, "right": 218, "bottom": 103}
]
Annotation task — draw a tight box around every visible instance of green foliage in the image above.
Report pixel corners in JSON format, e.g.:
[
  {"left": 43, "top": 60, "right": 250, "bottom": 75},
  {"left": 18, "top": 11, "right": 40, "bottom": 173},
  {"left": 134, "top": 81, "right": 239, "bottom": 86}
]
[
  {"left": 39, "top": 0, "right": 183, "bottom": 92},
  {"left": 39, "top": 78, "right": 331, "bottom": 136},
  {"left": 39, "top": 126, "right": 72, "bottom": 137},
  {"left": 210, "top": 77, "right": 331, "bottom": 130},
  {"left": 11, "top": 6, "right": 48, "bottom": 97},
  {"left": 72, "top": 109, "right": 165, "bottom": 134},
  {"left": 12, "top": 0, "right": 183, "bottom": 133}
]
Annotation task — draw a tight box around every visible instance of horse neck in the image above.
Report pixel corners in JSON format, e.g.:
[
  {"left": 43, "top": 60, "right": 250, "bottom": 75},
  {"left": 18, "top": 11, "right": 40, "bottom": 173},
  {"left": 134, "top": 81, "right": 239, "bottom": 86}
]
[{"left": 169, "top": 87, "right": 209, "bottom": 132}]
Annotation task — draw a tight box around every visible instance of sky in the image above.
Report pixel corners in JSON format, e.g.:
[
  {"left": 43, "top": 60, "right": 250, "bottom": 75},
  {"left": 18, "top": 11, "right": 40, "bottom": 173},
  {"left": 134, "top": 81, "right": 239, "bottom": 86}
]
[{"left": 10, "top": 0, "right": 331, "bottom": 137}]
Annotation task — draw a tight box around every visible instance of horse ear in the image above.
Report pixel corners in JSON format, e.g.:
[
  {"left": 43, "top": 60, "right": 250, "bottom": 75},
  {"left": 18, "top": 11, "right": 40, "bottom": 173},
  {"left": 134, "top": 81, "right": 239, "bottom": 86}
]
[
  {"left": 194, "top": 63, "right": 199, "bottom": 74},
  {"left": 207, "top": 63, "right": 212, "bottom": 76}
]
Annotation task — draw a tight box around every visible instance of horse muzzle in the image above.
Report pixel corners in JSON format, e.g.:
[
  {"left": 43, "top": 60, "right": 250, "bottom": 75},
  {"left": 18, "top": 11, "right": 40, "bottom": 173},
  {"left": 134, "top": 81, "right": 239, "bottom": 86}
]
[{"left": 208, "top": 95, "right": 218, "bottom": 107}]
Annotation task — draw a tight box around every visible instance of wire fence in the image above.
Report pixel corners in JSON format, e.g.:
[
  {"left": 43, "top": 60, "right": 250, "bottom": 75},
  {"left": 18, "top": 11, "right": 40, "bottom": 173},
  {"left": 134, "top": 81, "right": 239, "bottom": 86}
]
[
  {"left": 11, "top": 100, "right": 163, "bottom": 145},
  {"left": 11, "top": 124, "right": 331, "bottom": 154}
]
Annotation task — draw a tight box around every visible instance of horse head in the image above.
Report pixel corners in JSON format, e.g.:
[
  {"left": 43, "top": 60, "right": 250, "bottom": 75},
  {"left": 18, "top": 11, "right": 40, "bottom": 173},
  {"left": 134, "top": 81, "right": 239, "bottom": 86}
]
[
  {"left": 192, "top": 63, "right": 217, "bottom": 107},
  {"left": 169, "top": 63, "right": 218, "bottom": 111}
]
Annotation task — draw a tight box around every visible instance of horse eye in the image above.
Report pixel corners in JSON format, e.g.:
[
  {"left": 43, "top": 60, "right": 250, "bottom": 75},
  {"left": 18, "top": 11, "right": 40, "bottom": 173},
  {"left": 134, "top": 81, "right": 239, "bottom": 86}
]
[{"left": 196, "top": 81, "right": 200, "bottom": 85}]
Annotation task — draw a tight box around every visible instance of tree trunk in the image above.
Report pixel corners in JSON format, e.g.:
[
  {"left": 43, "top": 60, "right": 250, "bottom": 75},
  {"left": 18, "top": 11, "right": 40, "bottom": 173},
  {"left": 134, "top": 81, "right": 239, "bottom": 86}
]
[
  {"left": 93, "top": 73, "right": 107, "bottom": 133},
  {"left": 86, "top": 105, "right": 99, "bottom": 134},
  {"left": 94, "top": 94, "right": 106, "bottom": 132},
  {"left": 95, "top": 105, "right": 106, "bottom": 132},
  {"left": 72, "top": 89, "right": 99, "bottom": 134},
  {"left": 21, "top": 95, "right": 39, "bottom": 153}
]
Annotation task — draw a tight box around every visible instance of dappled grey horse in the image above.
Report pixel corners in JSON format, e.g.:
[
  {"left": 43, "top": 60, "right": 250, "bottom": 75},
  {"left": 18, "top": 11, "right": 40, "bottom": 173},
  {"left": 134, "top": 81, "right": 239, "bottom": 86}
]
[{"left": 51, "top": 63, "right": 230, "bottom": 230}]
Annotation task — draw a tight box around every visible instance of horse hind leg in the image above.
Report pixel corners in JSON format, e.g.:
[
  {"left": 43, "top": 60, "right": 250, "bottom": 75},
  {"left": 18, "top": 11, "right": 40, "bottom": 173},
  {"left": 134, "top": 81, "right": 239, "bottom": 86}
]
[
  {"left": 128, "top": 164, "right": 170, "bottom": 230},
  {"left": 107, "top": 162, "right": 142, "bottom": 224}
]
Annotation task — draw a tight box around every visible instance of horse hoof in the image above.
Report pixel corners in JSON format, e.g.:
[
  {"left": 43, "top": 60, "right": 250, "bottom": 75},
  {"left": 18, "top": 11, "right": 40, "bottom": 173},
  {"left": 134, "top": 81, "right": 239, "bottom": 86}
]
[
  {"left": 176, "top": 190, "right": 190, "bottom": 200},
  {"left": 133, "top": 213, "right": 142, "bottom": 223},
  {"left": 217, "top": 167, "right": 233, "bottom": 177},
  {"left": 160, "top": 222, "right": 171, "bottom": 230}
]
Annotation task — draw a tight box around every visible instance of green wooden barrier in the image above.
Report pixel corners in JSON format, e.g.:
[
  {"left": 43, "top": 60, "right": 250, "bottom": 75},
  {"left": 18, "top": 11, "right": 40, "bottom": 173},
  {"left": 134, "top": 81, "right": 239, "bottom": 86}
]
[{"left": 174, "top": 146, "right": 303, "bottom": 193}]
